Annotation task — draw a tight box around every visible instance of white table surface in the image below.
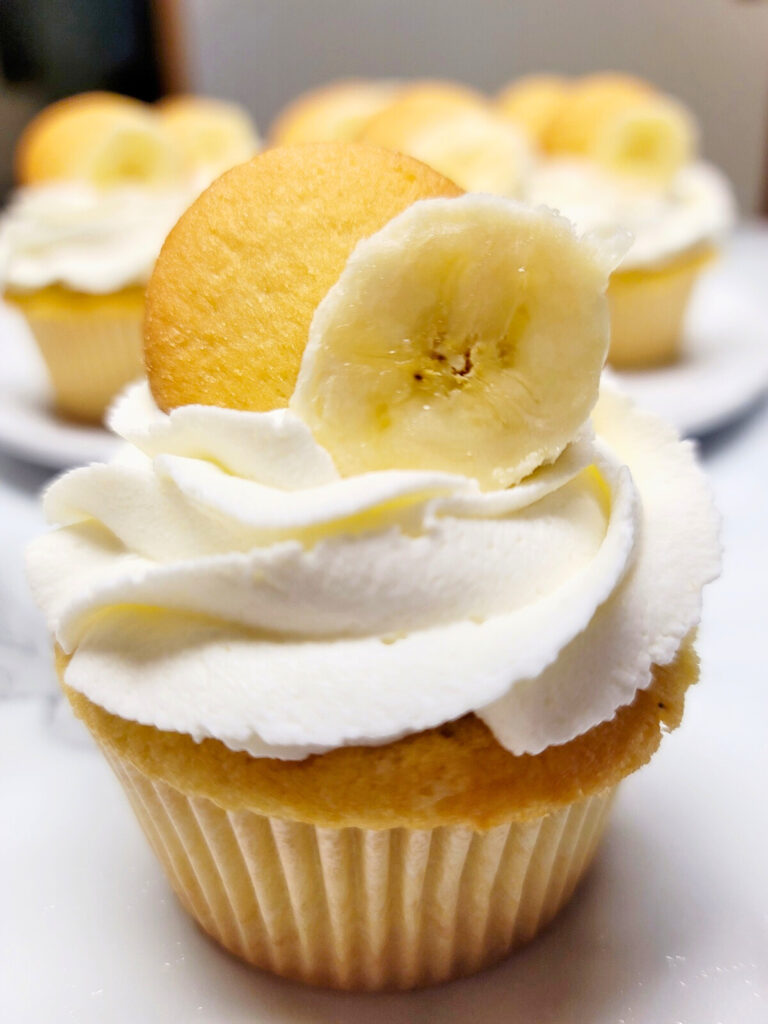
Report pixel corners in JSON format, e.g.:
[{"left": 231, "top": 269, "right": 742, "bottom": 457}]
[{"left": 2, "top": 305, "right": 768, "bottom": 1024}]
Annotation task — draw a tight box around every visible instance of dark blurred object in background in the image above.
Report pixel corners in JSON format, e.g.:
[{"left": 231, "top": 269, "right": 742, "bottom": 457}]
[
  {"left": 0, "top": 0, "right": 161, "bottom": 99},
  {"left": 0, "top": 0, "right": 162, "bottom": 196}
]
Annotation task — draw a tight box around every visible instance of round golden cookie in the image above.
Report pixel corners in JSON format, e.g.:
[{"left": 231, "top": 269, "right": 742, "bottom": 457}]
[
  {"left": 545, "top": 71, "right": 656, "bottom": 154},
  {"left": 16, "top": 91, "right": 179, "bottom": 186},
  {"left": 268, "top": 79, "right": 401, "bottom": 145},
  {"left": 359, "top": 80, "right": 490, "bottom": 151},
  {"left": 144, "top": 142, "right": 462, "bottom": 412},
  {"left": 496, "top": 74, "right": 570, "bottom": 144}
]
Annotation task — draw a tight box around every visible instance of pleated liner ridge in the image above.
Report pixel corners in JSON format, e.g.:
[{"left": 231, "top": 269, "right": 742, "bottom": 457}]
[
  {"left": 103, "top": 745, "right": 616, "bottom": 990},
  {"left": 24, "top": 310, "right": 144, "bottom": 420}
]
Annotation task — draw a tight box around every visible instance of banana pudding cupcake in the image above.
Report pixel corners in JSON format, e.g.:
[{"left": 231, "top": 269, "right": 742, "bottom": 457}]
[
  {"left": 28, "top": 143, "right": 720, "bottom": 990},
  {"left": 1, "top": 92, "right": 259, "bottom": 421},
  {"left": 514, "top": 73, "right": 735, "bottom": 367}
]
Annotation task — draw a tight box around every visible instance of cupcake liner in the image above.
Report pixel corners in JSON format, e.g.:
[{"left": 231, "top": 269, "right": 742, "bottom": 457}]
[
  {"left": 103, "top": 745, "right": 616, "bottom": 990},
  {"left": 20, "top": 307, "right": 144, "bottom": 422},
  {"left": 607, "top": 248, "right": 714, "bottom": 368}
]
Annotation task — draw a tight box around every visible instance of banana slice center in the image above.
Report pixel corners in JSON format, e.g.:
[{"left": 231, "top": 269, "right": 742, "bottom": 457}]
[
  {"left": 292, "top": 195, "right": 613, "bottom": 488},
  {"left": 410, "top": 301, "right": 530, "bottom": 390}
]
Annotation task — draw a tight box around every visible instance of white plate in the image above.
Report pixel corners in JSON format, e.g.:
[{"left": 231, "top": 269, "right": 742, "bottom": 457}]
[
  {"left": 0, "top": 303, "right": 120, "bottom": 468},
  {"left": 1, "top": 227, "right": 767, "bottom": 470},
  {"left": 607, "top": 225, "right": 768, "bottom": 436}
]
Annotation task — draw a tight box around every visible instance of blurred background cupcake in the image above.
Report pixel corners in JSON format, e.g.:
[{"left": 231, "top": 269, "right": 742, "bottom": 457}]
[
  {"left": 500, "top": 72, "right": 736, "bottom": 367},
  {"left": 0, "top": 90, "right": 259, "bottom": 422}
]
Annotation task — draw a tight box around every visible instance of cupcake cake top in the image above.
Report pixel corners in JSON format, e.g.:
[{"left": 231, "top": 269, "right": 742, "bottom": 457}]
[{"left": 27, "top": 143, "right": 720, "bottom": 761}]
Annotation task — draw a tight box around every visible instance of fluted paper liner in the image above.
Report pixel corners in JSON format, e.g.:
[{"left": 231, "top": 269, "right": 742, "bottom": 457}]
[
  {"left": 103, "top": 746, "right": 615, "bottom": 990},
  {"left": 607, "top": 247, "right": 714, "bottom": 368},
  {"left": 22, "top": 308, "right": 144, "bottom": 421}
]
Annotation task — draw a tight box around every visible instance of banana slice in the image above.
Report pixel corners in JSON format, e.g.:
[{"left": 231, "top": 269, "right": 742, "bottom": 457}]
[
  {"left": 592, "top": 95, "right": 698, "bottom": 182},
  {"left": 16, "top": 92, "right": 180, "bottom": 187},
  {"left": 157, "top": 95, "right": 260, "bottom": 176},
  {"left": 402, "top": 107, "right": 533, "bottom": 196},
  {"left": 496, "top": 75, "right": 570, "bottom": 144},
  {"left": 292, "top": 195, "right": 619, "bottom": 487}
]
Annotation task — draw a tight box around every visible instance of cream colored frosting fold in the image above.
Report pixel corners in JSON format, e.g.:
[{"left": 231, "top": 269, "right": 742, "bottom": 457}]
[
  {"left": 27, "top": 382, "right": 719, "bottom": 758},
  {"left": 525, "top": 160, "right": 735, "bottom": 269}
]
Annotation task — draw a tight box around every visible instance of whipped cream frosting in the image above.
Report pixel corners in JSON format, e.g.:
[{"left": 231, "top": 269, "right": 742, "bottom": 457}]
[
  {"left": 0, "top": 183, "right": 200, "bottom": 293},
  {"left": 525, "top": 160, "right": 735, "bottom": 269},
  {"left": 27, "top": 381, "right": 720, "bottom": 760}
]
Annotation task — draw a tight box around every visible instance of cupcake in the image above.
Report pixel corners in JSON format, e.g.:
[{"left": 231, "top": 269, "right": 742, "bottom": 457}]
[
  {"left": 0, "top": 91, "right": 259, "bottom": 422},
  {"left": 507, "top": 73, "right": 736, "bottom": 368},
  {"left": 28, "top": 143, "right": 720, "bottom": 990}
]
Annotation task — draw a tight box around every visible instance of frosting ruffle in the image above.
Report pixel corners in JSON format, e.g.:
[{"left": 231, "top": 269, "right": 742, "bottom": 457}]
[
  {"left": 525, "top": 160, "right": 735, "bottom": 269},
  {"left": 27, "top": 382, "right": 719, "bottom": 758}
]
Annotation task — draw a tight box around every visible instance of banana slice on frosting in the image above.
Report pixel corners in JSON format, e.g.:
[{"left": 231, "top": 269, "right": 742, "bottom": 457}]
[
  {"left": 292, "top": 195, "right": 622, "bottom": 487},
  {"left": 591, "top": 95, "right": 698, "bottom": 182}
]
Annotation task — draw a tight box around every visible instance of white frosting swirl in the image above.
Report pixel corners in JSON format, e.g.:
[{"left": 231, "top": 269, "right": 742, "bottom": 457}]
[
  {"left": 525, "top": 160, "right": 735, "bottom": 269},
  {"left": 27, "top": 382, "right": 720, "bottom": 759},
  {"left": 0, "top": 183, "right": 200, "bottom": 293}
]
